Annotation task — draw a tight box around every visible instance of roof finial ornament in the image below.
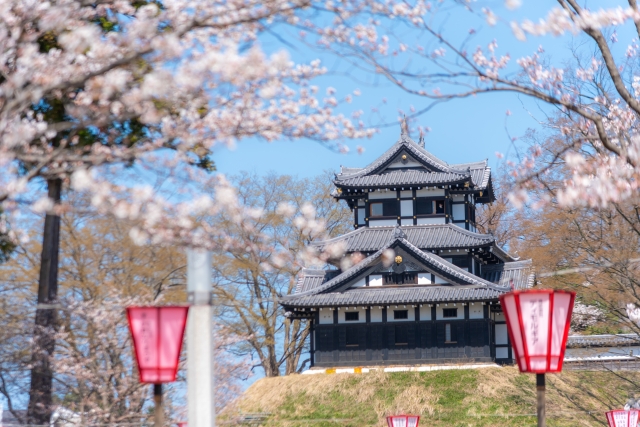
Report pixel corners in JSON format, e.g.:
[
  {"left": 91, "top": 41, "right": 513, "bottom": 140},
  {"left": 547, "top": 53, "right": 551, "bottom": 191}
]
[
  {"left": 418, "top": 129, "right": 425, "bottom": 148},
  {"left": 400, "top": 115, "right": 409, "bottom": 139},
  {"left": 393, "top": 225, "right": 406, "bottom": 239}
]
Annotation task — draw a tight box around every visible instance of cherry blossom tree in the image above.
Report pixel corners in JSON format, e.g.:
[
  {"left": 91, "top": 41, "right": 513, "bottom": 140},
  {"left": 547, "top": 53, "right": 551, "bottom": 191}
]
[
  {"left": 308, "top": 0, "right": 640, "bottom": 208},
  {"left": 1, "top": 0, "right": 377, "bottom": 421},
  {"left": 0, "top": 207, "right": 250, "bottom": 423}
]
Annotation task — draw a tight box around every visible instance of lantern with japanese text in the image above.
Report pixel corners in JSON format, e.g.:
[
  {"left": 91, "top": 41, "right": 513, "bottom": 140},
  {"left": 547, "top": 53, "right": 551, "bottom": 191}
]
[
  {"left": 499, "top": 289, "right": 575, "bottom": 373},
  {"left": 499, "top": 289, "right": 576, "bottom": 427},
  {"left": 606, "top": 410, "right": 639, "bottom": 427},
  {"left": 127, "top": 306, "right": 189, "bottom": 426},
  {"left": 386, "top": 415, "right": 420, "bottom": 427}
]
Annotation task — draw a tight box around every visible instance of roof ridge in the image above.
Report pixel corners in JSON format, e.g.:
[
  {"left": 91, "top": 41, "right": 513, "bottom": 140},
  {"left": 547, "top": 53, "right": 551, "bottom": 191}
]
[
  {"left": 335, "top": 130, "right": 481, "bottom": 181},
  {"left": 310, "top": 227, "right": 367, "bottom": 246},
  {"left": 311, "top": 224, "right": 496, "bottom": 248},
  {"left": 288, "top": 234, "right": 510, "bottom": 299},
  {"left": 399, "top": 238, "right": 509, "bottom": 291}
]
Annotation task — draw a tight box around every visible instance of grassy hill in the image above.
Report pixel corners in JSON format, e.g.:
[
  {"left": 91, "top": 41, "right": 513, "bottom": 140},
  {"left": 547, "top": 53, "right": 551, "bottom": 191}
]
[{"left": 223, "top": 366, "right": 640, "bottom": 426}]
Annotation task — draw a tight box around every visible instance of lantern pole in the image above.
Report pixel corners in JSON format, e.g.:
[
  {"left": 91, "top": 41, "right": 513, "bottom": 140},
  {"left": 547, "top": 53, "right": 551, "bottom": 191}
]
[
  {"left": 153, "top": 384, "right": 164, "bottom": 427},
  {"left": 186, "top": 249, "right": 214, "bottom": 427},
  {"left": 536, "top": 373, "right": 545, "bottom": 427}
]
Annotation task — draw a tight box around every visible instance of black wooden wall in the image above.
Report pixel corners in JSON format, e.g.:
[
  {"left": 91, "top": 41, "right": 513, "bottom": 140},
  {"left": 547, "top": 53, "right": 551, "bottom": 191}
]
[{"left": 312, "top": 316, "right": 494, "bottom": 367}]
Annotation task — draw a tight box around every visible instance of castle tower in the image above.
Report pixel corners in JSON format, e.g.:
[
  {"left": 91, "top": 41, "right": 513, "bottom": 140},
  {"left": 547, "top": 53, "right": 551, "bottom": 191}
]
[{"left": 280, "top": 131, "right": 534, "bottom": 368}]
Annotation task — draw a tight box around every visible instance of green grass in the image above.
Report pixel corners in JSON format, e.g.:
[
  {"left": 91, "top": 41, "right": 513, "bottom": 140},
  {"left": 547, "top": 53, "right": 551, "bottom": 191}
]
[{"left": 222, "top": 367, "right": 640, "bottom": 426}]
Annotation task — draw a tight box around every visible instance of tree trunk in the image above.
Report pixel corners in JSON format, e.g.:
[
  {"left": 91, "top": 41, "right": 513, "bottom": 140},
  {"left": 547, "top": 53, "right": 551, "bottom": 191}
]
[{"left": 27, "top": 178, "right": 62, "bottom": 425}]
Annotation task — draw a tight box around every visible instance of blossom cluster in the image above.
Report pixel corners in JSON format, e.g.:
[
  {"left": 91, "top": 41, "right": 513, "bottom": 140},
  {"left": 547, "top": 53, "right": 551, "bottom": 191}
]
[{"left": 0, "top": 0, "right": 380, "bottom": 251}]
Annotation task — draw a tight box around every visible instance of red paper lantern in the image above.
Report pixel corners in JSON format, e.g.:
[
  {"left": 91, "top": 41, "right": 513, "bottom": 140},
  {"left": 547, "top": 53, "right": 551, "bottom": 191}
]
[
  {"left": 126, "top": 306, "right": 189, "bottom": 383},
  {"left": 606, "top": 410, "right": 639, "bottom": 427},
  {"left": 386, "top": 415, "right": 420, "bottom": 427},
  {"left": 499, "top": 289, "right": 575, "bottom": 373}
]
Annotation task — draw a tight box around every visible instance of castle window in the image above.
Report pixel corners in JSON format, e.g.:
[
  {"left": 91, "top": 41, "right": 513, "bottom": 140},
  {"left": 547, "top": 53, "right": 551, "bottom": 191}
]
[
  {"left": 394, "top": 310, "right": 408, "bottom": 320},
  {"left": 370, "top": 200, "right": 398, "bottom": 217},
  {"left": 416, "top": 199, "right": 446, "bottom": 215},
  {"left": 443, "top": 308, "right": 458, "bottom": 318},
  {"left": 345, "top": 311, "right": 359, "bottom": 322},
  {"left": 415, "top": 199, "right": 433, "bottom": 215}
]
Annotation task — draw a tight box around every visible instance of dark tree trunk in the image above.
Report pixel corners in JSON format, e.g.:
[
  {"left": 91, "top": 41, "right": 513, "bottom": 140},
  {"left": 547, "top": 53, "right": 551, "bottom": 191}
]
[{"left": 27, "top": 178, "right": 62, "bottom": 425}]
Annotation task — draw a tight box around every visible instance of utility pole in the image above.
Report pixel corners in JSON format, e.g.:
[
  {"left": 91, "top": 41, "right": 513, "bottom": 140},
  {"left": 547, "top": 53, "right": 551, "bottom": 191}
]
[{"left": 186, "top": 249, "right": 215, "bottom": 427}]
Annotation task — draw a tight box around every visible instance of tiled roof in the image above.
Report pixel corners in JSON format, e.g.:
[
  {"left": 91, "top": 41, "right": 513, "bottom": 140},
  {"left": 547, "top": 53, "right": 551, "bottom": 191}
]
[
  {"left": 334, "top": 132, "right": 491, "bottom": 190},
  {"left": 481, "top": 260, "right": 535, "bottom": 290},
  {"left": 294, "top": 269, "right": 328, "bottom": 294},
  {"left": 566, "top": 334, "right": 640, "bottom": 348},
  {"left": 450, "top": 161, "right": 491, "bottom": 189},
  {"left": 283, "top": 233, "right": 510, "bottom": 308},
  {"left": 312, "top": 224, "right": 496, "bottom": 253},
  {"left": 281, "top": 285, "right": 503, "bottom": 307},
  {"left": 334, "top": 170, "right": 469, "bottom": 188}
]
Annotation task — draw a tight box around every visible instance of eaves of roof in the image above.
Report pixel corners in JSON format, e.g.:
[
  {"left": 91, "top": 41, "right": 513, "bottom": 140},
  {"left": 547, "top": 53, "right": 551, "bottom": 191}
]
[
  {"left": 335, "top": 132, "right": 476, "bottom": 181},
  {"left": 283, "top": 234, "right": 509, "bottom": 302},
  {"left": 482, "top": 260, "right": 535, "bottom": 290},
  {"left": 281, "top": 285, "right": 503, "bottom": 308},
  {"left": 312, "top": 224, "right": 496, "bottom": 253},
  {"left": 334, "top": 170, "right": 470, "bottom": 189}
]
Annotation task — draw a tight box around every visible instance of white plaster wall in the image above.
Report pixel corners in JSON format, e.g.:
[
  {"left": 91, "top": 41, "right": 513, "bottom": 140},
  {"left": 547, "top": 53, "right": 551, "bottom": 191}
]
[
  {"left": 369, "top": 191, "right": 397, "bottom": 200},
  {"left": 387, "top": 160, "right": 421, "bottom": 168},
  {"left": 453, "top": 222, "right": 465, "bottom": 230},
  {"left": 350, "top": 277, "right": 366, "bottom": 288},
  {"left": 318, "top": 309, "right": 334, "bottom": 324},
  {"left": 370, "top": 219, "right": 398, "bottom": 227},
  {"left": 417, "top": 217, "right": 446, "bottom": 225},
  {"left": 400, "top": 200, "right": 413, "bottom": 216},
  {"left": 452, "top": 204, "right": 465, "bottom": 221},
  {"left": 357, "top": 208, "right": 365, "bottom": 225},
  {"left": 369, "top": 275, "right": 383, "bottom": 287},
  {"left": 452, "top": 195, "right": 465, "bottom": 202},
  {"left": 417, "top": 273, "right": 432, "bottom": 285},
  {"left": 435, "top": 305, "right": 465, "bottom": 320},
  {"left": 494, "top": 312, "right": 505, "bottom": 321},
  {"left": 469, "top": 304, "right": 484, "bottom": 319},
  {"left": 434, "top": 274, "right": 448, "bottom": 284},
  {"left": 496, "top": 347, "right": 509, "bottom": 359},
  {"left": 400, "top": 190, "right": 412, "bottom": 197},
  {"left": 416, "top": 188, "right": 445, "bottom": 197},
  {"left": 401, "top": 219, "right": 413, "bottom": 226},
  {"left": 387, "top": 307, "right": 415, "bottom": 322},
  {"left": 470, "top": 224, "right": 477, "bottom": 232},
  {"left": 358, "top": 199, "right": 365, "bottom": 206},
  {"left": 370, "top": 307, "right": 383, "bottom": 322},
  {"left": 419, "top": 305, "right": 432, "bottom": 320},
  {"left": 495, "top": 324, "right": 509, "bottom": 345}
]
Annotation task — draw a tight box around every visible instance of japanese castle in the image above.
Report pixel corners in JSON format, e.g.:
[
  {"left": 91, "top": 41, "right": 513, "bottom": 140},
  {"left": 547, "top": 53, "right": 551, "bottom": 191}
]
[{"left": 280, "top": 130, "right": 534, "bottom": 367}]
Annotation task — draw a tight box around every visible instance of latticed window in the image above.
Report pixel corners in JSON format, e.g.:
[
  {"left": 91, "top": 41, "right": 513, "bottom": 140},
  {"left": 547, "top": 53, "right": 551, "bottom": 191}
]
[
  {"left": 383, "top": 272, "right": 417, "bottom": 285},
  {"left": 345, "top": 311, "right": 359, "bottom": 321}
]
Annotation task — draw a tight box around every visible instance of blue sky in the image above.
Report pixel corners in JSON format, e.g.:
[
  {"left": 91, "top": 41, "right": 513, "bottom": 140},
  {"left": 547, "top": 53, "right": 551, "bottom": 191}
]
[{"left": 212, "top": 0, "right": 587, "bottom": 179}]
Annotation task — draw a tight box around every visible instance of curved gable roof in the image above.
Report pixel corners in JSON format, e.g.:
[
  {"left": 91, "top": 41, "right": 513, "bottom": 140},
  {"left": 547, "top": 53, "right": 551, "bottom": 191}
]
[
  {"left": 312, "top": 224, "right": 496, "bottom": 253},
  {"left": 335, "top": 132, "right": 470, "bottom": 180},
  {"left": 285, "top": 234, "right": 509, "bottom": 300},
  {"left": 334, "top": 131, "right": 492, "bottom": 191}
]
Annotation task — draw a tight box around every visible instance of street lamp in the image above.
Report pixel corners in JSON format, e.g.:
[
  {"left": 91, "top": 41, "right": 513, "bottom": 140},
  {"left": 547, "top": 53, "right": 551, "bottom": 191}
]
[
  {"left": 386, "top": 415, "right": 420, "bottom": 427},
  {"left": 606, "top": 410, "right": 639, "bottom": 427},
  {"left": 127, "top": 306, "right": 189, "bottom": 427},
  {"left": 499, "top": 289, "right": 576, "bottom": 427}
]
